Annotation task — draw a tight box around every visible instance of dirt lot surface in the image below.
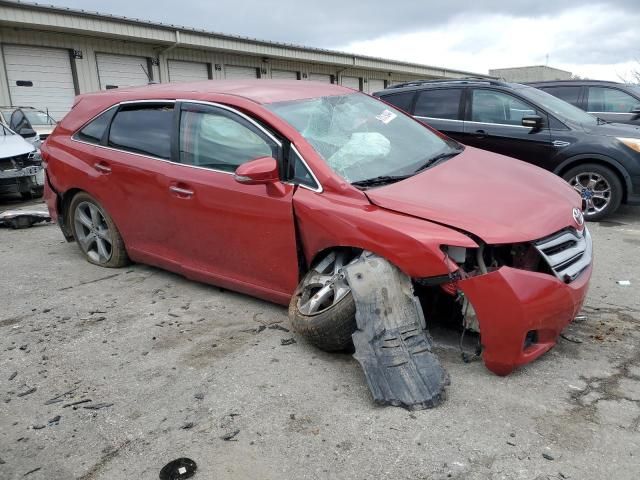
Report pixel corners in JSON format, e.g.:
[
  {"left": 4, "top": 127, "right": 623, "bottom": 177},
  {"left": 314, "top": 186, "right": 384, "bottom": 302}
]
[{"left": 1, "top": 195, "right": 639, "bottom": 480}]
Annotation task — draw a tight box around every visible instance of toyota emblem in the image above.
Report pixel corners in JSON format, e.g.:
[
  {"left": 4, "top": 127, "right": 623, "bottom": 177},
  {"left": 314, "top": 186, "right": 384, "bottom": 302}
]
[{"left": 573, "top": 207, "right": 584, "bottom": 227}]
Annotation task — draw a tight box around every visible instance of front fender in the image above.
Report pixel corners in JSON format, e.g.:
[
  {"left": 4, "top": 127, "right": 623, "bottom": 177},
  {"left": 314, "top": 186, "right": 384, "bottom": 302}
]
[{"left": 292, "top": 188, "right": 477, "bottom": 278}]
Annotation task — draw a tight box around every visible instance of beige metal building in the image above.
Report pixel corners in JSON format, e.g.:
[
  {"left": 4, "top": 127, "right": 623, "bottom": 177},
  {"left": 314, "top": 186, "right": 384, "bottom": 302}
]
[
  {"left": 489, "top": 65, "right": 573, "bottom": 83},
  {"left": 0, "top": 0, "right": 485, "bottom": 120}
]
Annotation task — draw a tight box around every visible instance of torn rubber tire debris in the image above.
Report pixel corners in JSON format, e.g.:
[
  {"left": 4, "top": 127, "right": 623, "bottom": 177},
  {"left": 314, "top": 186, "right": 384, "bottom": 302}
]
[{"left": 344, "top": 253, "right": 449, "bottom": 410}]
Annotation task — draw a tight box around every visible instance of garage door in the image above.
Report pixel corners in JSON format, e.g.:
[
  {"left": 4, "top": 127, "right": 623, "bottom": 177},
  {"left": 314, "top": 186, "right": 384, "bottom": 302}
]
[
  {"left": 309, "top": 73, "right": 332, "bottom": 83},
  {"left": 168, "top": 60, "right": 209, "bottom": 83},
  {"left": 96, "top": 53, "right": 150, "bottom": 90},
  {"left": 224, "top": 65, "right": 258, "bottom": 79},
  {"left": 271, "top": 69, "right": 298, "bottom": 80},
  {"left": 368, "top": 79, "right": 386, "bottom": 94},
  {"left": 341, "top": 76, "right": 361, "bottom": 91},
  {"left": 2, "top": 45, "right": 76, "bottom": 120}
]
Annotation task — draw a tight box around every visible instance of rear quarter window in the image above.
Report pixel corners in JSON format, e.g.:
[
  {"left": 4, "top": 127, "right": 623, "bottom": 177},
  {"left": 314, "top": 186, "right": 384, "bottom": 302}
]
[
  {"left": 378, "top": 91, "right": 415, "bottom": 113},
  {"left": 74, "top": 107, "right": 117, "bottom": 144}
]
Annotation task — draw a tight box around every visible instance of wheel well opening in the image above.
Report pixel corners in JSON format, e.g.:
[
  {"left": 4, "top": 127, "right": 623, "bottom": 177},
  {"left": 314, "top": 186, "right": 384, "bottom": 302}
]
[
  {"left": 558, "top": 159, "right": 628, "bottom": 204},
  {"left": 59, "top": 188, "right": 84, "bottom": 239}
]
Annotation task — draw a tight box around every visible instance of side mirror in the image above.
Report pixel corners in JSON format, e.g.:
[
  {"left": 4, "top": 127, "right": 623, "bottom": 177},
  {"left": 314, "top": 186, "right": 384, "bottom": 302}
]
[
  {"left": 522, "top": 115, "right": 543, "bottom": 130},
  {"left": 233, "top": 156, "right": 279, "bottom": 185},
  {"left": 18, "top": 127, "right": 37, "bottom": 138},
  {"left": 631, "top": 105, "right": 640, "bottom": 120}
]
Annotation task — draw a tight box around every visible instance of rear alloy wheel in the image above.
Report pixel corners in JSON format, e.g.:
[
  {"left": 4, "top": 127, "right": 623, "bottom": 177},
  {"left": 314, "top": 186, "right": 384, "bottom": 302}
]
[
  {"left": 563, "top": 163, "right": 622, "bottom": 221},
  {"left": 289, "top": 250, "right": 359, "bottom": 352},
  {"left": 69, "top": 192, "right": 129, "bottom": 268}
]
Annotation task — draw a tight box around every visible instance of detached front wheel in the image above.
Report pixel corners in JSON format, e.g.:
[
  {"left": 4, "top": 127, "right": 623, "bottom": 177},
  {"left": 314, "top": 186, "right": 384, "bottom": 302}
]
[
  {"left": 563, "top": 163, "right": 622, "bottom": 221},
  {"left": 289, "top": 250, "right": 358, "bottom": 352}
]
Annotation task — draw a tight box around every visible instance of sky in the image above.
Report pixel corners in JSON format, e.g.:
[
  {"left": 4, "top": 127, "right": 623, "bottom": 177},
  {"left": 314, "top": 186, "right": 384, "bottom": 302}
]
[{"left": 41, "top": 0, "right": 640, "bottom": 81}]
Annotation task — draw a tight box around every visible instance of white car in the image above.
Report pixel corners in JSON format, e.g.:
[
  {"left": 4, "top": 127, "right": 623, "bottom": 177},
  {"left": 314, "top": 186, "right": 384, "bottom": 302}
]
[
  {"left": 0, "top": 107, "right": 58, "bottom": 147},
  {"left": 0, "top": 123, "right": 44, "bottom": 199}
]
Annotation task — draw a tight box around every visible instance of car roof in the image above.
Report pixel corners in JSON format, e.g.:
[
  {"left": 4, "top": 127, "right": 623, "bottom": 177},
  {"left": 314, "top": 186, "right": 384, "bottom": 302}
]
[
  {"left": 77, "top": 80, "right": 354, "bottom": 105},
  {"left": 527, "top": 80, "right": 625, "bottom": 87},
  {"left": 374, "top": 78, "right": 516, "bottom": 96}
]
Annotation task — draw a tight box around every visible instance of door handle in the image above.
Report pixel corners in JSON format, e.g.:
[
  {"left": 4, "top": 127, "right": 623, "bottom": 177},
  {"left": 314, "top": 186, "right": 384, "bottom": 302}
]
[
  {"left": 94, "top": 162, "right": 111, "bottom": 173},
  {"left": 169, "top": 185, "right": 194, "bottom": 197},
  {"left": 473, "top": 129, "right": 487, "bottom": 139}
]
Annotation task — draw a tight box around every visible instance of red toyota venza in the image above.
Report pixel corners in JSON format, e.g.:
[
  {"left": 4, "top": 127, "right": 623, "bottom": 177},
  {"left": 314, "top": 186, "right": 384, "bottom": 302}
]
[{"left": 41, "top": 80, "right": 592, "bottom": 375}]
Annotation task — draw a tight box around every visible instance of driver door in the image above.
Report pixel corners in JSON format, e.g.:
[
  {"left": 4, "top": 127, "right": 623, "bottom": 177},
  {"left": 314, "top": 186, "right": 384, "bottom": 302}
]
[
  {"left": 462, "top": 88, "right": 553, "bottom": 168},
  {"left": 169, "top": 101, "right": 299, "bottom": 301}
]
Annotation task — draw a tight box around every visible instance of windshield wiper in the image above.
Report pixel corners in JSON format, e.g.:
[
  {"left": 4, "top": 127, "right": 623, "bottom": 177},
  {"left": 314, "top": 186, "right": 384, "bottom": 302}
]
[
  {"left": 351, "top": 174, "right": 412, "bottom": 188},
  {"left": 352, "top": 149, "right": 462, "bottom": 189},
  {"left": 413, "top": 149, "right": 462, "bottom": 174}
]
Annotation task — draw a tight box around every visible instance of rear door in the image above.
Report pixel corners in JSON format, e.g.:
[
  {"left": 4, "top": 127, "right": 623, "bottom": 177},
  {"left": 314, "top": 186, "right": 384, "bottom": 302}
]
[
  {"left": 169, "top": 101, "right": 299, "bottom": 298},
  {"left": 413, "top": 88, "right": 465, "bottom": 138},
  {"left": 75, "top": 102, "right": 179, "bottom": 268},
  {"left": 462, "top": 88, "right": 553, "bottom": 167},
  {"left": 586, "top": 86, "right": 640, "bottom": 125},
  {"left": 536, "top": 85, "right": 584, "bottom": 108}
]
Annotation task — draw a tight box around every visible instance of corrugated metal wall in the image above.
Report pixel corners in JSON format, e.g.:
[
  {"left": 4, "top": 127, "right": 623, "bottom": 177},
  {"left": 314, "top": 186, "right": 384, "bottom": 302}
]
[{"left": 0, "top": 27, "right": 427, "bottom": 114}]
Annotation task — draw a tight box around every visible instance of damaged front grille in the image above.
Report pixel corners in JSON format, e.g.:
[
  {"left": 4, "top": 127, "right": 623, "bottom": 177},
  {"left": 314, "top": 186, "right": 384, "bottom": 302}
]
[
  {"left": 533, "top": 228, "right": 592, "bottom": 283},
  {"left": 0, "top": 152, "right": 38, "bottom": 171}
]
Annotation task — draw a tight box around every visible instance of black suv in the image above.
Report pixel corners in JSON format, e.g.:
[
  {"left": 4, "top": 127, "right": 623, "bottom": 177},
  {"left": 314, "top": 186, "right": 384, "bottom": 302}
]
[
  {"left": 528, "top": 80, "right": 640, "bottom": 126},
  {"left": 374, "top": 79, "right": 640, "bottom": 220}
]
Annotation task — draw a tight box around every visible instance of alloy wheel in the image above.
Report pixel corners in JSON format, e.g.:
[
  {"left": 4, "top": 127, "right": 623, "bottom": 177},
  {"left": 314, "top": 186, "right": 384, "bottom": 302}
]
[
  {"left": 297, "top": 251, "right": 355, "bottom": 316},
  {"left": 569, "top": 172, "right": 611, "bottom": 217},
  {"left": 73, "top": 201, "right": 113, "bottom": 263}
]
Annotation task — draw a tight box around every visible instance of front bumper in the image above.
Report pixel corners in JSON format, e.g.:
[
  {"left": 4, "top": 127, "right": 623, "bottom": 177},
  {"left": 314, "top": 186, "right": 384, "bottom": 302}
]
[
  {"left": 457, "top": 247, "right": 592, "bottom": 376},
  {"left": 0, "top": 165, "right": 44, "bottom": 194}
]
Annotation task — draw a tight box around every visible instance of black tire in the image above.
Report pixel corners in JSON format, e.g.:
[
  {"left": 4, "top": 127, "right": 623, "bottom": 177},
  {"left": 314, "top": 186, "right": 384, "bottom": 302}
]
[
  {"left": 562, "top": 163, "right": 622, "bottom": 221},
  {"left": 289, "top": 280, "right": 357, "bottom": 352},
  {"left": 68, "top": 192, "right": 129, "bottom": 268}
]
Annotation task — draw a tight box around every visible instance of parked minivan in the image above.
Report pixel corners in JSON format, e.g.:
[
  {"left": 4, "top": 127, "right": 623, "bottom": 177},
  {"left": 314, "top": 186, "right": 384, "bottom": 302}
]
[
  {"left": 528, "top": 80, "right": 640, "bottom": 126},
  {"left": 374, "top": 79, "right": 640, "bottom": 220}
]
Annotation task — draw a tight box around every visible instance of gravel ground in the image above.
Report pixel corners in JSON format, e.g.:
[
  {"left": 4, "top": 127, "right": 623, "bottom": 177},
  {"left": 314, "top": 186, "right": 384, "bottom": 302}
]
[{"left": 1, "top": 195, "right": 639, "bottom": 480}]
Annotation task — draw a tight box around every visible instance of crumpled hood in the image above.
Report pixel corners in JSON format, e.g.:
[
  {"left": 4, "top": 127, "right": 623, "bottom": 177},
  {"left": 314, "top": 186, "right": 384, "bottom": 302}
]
[
  {"left": 365, "top": 146, "right": 582, "bottom": 244},
  {"left": 0, "top": 133, "right": 35, "bottom": 159}
]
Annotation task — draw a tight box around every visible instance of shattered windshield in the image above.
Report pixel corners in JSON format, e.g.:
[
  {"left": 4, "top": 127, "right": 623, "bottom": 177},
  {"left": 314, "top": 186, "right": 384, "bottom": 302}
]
[{"left": 267, "top": 92, "right": 460, "bottom": 184}]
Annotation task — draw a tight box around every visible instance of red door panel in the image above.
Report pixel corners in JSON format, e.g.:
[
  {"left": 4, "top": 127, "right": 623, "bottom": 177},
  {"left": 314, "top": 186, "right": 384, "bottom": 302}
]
[
  {"left": 74, "top": 144, "right": 178, "bottom": 269},
  {"left": 168, "top": 166, "right": 298, "bottom": 303}
]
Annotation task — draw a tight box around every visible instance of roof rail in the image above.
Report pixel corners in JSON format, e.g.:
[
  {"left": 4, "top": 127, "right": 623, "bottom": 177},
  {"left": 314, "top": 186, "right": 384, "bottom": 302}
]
[
  {"left": 386, "top": 77, "right": 507, "bottom": 89},
  {"left": 527, "top": 79, "right": 622, "bottom": 85}
]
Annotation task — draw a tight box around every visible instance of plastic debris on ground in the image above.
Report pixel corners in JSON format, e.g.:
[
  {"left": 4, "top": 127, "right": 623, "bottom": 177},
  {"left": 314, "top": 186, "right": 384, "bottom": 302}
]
[
  {"left": 159, "top": 458, "right": 197, "bottom": 480},
  {"left": 344, "top": 252, "right": 449, "bottom": 410},
  {"left": 0, "top": 209, "right": 51, "bottom": 229}
]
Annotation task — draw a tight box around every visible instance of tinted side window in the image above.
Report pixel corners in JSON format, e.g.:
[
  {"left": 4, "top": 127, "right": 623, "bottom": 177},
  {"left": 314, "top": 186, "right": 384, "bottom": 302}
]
[
  {"left": 541, "top": 86, "right": 582, "bottom": 107},
  {"left": 380, "top": 92, "right": 415, "bottom": 112},
  {"left": 471, "top": 90, "right": 538, "bottom": 126},
  {"left": 588, "top": 87, "right": 638, "bottom": 113},
  {"left": 179, "top": 105, "right": 274, "bottom": 172},
  {"left": 414, "top": 89, "right": 462, "bottom": 119},
  {"left": 75, "top": 107, "right": 117, "bottom": 144},
  {"left": 108, "top": 105, "right": 174, "bottom": 159}
]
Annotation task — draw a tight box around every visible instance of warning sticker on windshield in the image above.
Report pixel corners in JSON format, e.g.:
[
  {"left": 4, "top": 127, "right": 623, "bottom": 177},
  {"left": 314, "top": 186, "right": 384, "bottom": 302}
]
[{"left": 375, "top": 109, "right": 397, "bottom": 124}]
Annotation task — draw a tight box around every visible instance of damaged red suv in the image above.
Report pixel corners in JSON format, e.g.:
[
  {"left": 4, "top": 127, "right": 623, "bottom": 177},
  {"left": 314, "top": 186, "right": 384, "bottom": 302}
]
[{"left": 42, "top": 81, "right": 592, "bottom": 376}]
